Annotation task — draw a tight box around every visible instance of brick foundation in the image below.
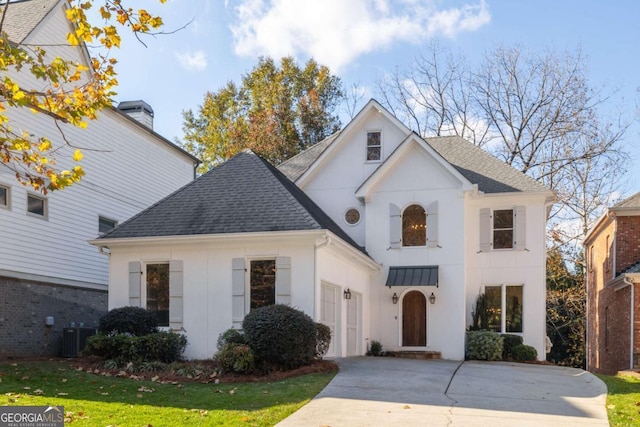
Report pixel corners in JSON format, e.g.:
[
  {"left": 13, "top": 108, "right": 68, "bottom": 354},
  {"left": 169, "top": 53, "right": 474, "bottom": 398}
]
[{"left": 0, "top": 276, "right": 107, "bottom": 357}]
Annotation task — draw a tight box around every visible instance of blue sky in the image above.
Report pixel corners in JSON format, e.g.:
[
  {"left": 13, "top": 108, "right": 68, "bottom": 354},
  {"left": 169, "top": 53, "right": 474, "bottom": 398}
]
[{"left": 107, "top": 0, "right": 640, "bottom": 192}]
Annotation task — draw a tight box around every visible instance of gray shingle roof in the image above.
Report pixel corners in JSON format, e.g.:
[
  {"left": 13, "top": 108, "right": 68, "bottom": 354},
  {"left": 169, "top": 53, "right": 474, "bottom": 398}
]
[
  {"left": 278, "top": 132, "right": 339, "bottom": 181},
  {"left": 425, "top": 136, "right": 550, "bottom": 193},
  {"left": 3, "top": 0, "right": 60, "bottom": 44},
  {"left": 100, "top": 150, "right": 363, "bottom": 252},
  {"left": 612, "top": 192, "right": 640, "bottom": 209}
]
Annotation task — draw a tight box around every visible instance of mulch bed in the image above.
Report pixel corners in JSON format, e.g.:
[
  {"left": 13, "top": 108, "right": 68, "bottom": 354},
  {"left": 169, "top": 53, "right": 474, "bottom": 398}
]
[{"left": 0, "top": 356, "right": 338, "bottom": 384}]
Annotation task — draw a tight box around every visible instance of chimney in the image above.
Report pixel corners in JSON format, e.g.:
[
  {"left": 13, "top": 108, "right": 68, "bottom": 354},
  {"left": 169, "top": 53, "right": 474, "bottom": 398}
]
[{"left": 117, "top": 100, "right": 154, "bottom": 129}]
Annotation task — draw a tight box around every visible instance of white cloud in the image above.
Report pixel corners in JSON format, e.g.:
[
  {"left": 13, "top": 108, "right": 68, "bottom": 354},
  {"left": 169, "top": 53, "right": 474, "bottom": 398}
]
[
  {"left": 228, "top": 0, "right": 491, "bottom": 72},
  {"left": 175, "top": 50, "right": 208, "bottom": 71}
]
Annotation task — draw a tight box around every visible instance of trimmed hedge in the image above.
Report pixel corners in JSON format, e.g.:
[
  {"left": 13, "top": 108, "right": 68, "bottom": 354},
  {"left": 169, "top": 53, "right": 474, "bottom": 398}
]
[
  {"left": 466, "top": 331, "right": 503, "bottom": 361},
  {"left": 243, "top": 304, "right": 317, "bottom": 369},
  {"left": 512, "top": 344, "right": 538, "bottom": 362},
  {"left": 84, "top": 331, "right": 187, "bottom": 364},
  {"left": 98, "top": 306, "right": 158, "bottom": 336},
  {"left": 215, "top": 343, "right": 255, "bottom": 374}
]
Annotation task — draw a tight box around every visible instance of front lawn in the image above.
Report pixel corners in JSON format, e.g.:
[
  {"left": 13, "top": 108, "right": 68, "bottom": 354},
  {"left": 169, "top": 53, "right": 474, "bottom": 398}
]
[
  {"left": 0, "top": 360, "right": 336, "bottom": 426},
  {"left": 597, "top": 373, "right": 640, "bottom": 427}
]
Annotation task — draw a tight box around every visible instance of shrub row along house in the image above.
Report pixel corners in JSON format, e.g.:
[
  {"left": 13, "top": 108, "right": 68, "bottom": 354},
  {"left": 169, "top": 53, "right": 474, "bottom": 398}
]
[
  {"left": 92, "top": 99, "right": 556, "bottom": 360},
  {"left": 0, "top": 0, "right": 198, "bottom": 356},
  {"left": 584, "top": 192, "right": 640, "bottom": 374}
]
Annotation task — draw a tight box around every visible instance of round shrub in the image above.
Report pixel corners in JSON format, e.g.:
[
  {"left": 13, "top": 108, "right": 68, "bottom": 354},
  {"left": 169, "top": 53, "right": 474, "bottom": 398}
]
[
  {"left": 243, "top": 304, "right": 317, "bottom": 370},
  {"left": 466, "top": 330, "right": 503, "bottom": 361},
  {"left": 512, "top": 344, "right": 538, "bottom": 362},
  {"left": 216, "top": 328, "right": 246, "bottom": 349},
  {"left": 215, "top": 343, "right": 255, "bottom": 374},
  {"left": 98, "top": 306, "right": 158, "bottom": 336},
  {"left": 316, "top": 323, "right": 331, "bottom": 358}
]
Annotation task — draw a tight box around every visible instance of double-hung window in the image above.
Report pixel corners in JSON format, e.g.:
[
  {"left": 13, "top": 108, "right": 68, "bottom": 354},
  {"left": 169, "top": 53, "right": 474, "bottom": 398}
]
[
  {"left": 146, "top": 263, "right": 170, "bottom": 327},
  {"left": 366, "top": 131, "right": 381, "bottom": 161},
  {"left": 480, "top": 206, "right": 526, "bottom": 251}
]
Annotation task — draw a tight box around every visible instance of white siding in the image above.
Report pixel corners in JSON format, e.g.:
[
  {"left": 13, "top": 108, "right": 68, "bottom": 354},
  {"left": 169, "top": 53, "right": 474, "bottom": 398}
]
[{"left": 0, "top": 4, "right": 196, "bottom": 287}]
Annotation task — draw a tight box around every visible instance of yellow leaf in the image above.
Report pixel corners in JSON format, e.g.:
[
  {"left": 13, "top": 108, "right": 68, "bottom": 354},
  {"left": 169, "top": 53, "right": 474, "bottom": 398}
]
[{"left": 73, "top": 150, "right": 83, "bottom": 161}]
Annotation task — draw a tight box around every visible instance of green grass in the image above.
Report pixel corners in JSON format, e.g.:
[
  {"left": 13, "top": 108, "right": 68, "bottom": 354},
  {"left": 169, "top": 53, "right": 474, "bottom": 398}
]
[
  {"left": 597, "top": 373, "right": 640, "bottom": 427},
  {"left": 0, "top": 360, "right": 335, "bottom": 426}
]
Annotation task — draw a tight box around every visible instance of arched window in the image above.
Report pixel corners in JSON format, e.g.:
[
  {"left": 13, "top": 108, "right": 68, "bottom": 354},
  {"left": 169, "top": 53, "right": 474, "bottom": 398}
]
[{"left": 402, "top": 204, "right": 426, "bottom": 246}]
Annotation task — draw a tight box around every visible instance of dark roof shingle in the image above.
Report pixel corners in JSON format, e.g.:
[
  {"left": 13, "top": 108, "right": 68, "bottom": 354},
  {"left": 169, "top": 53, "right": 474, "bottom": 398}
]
[{"left": 100, "top": 150, "right": 363, "bottom": 252}]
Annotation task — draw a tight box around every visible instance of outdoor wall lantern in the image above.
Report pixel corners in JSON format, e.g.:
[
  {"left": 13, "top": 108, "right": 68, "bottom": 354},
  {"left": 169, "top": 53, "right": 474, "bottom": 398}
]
[
  {"left": 392, "top": 293, "right": 399, "bottom": 304},
  {"left": 344, "top": 288, "right": 352, "bottom": 300},
  {"left": 429, "top": 292, "right": 436, "bottom": 304}
]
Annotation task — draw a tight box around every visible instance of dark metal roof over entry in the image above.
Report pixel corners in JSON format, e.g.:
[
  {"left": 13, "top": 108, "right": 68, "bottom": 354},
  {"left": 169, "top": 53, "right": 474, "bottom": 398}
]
[{"left": 386, "top": 266, "right": 438, "bottom": 287}]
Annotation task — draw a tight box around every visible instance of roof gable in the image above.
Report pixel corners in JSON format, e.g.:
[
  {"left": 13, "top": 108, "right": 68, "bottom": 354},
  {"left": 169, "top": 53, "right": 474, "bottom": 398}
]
[
  {"left": 288, "top": 99, "right": 411, "bottom": 186},
  {"left": 99, "top": 150, "right": 363, "bottom": 252},
  {"left": 355, "top": 133, "right": 474, "bottom": 199}
]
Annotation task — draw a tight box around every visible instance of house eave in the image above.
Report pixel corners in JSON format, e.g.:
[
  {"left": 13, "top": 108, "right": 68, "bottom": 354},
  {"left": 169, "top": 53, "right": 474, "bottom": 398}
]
[
  {"left": 323, "top": 231, "right": 381, "bottom": 272},
  {"left": 90, "top": 229, "right": 328, "bottom": 249}
]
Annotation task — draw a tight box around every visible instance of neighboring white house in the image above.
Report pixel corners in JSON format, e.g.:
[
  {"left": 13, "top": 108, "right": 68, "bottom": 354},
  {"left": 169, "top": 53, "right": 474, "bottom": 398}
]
[
  {"left": 0, "top": 0, "right": 199, "bottom": 356},
  {"left": 93, "top": 100, "right": 555, "bottom": 360}
]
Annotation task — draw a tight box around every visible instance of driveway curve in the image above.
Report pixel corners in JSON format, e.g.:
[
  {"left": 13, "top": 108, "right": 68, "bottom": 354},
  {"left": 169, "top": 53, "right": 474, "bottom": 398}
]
[{"left": 276, "top": 357, "right": 609, "bottom": 427}]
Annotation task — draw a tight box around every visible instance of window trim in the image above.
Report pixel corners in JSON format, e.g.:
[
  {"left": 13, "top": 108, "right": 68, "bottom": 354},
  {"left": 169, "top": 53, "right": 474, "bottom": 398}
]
[
  {"left": 483, "top": 284, "right": 524, "bottom": 334},
  {"left": 365, "top": 130, "right": 382, "bottom": 162},
  {"left": 26, "top": 193, "right": 48, "bottom": 219},
  {"left": 0, "top": 184, "right": 10, "bottom": 209}
]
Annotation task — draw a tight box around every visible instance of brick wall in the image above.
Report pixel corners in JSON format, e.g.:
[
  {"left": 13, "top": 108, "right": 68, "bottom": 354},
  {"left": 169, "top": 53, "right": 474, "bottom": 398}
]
[
  {"left": 0, "top": 277, "right": 107, "bottom": 357},
  {"left": 615, "top": 216, "right": 640, "bottom": 274},
  {"left": 592, "top": 285, "right": 632, "bottom": 374}
]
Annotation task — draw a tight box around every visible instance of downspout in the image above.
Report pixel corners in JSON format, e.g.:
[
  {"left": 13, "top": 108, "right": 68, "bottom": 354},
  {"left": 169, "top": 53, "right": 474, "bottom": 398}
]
[{"left": 623, "top": 275, "right": 635, "bottom": 370}]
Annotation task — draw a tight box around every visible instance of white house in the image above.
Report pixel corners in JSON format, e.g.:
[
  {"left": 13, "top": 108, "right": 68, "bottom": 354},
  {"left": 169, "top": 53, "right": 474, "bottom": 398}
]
[
  {"left": 92, "top": 100, "right": 554, "bottom": 360},
  {"left": 0, "top": 0, "right": 199, "bottom": 356}
]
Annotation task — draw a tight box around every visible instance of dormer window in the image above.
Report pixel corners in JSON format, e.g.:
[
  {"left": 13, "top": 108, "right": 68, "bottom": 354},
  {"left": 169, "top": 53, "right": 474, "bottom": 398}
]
[{"left": 366, "top": 131, "right": 381, "bottom": 161}]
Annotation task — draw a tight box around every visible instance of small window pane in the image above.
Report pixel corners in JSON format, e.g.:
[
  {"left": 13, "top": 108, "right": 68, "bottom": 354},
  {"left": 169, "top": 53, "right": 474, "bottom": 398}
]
[
  {"left": 345, "top": 208, "right": 360, "bottom": 225},
  {"left": 0, "top": 186, "right": 7, "bottom": 206},
  {"left": 494, "top": 210, "right": 513, "bottom": 228},
  {"left": 485, "top": 286, "right": 502, "bottom": 332},
  {"left": 99, "top": 217, "right": 117, "bottom": 233},
  {"left": 402, "top": 204, "right": 426, "bottom": 246},
  {"left": 147, "top": 264, "right": 169, "bottom": 327},
  {"left": 250, "top": 260, "right": 276, "bottom": 310},
  {"left": 366, "top": 131, "right": 381, "bottom": 161},
  {"left": 506, "top": 286, "right": 523, "bottom": 333},
  {"left": 27, "top": 195, "right": 45, "bottom": 216}
]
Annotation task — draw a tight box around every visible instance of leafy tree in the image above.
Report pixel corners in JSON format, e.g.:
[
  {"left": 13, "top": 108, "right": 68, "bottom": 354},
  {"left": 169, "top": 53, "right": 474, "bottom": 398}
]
[
  {"left": 182, "top": 57, "right": 343, "bottom": 170},
  {"left": 0, "top": 0, "right": 166, "bottom": 192}
]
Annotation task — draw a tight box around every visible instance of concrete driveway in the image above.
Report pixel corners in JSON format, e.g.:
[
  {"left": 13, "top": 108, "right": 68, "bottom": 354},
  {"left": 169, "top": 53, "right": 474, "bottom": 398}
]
[{"left": 276, "top": 357, "right": 609, "bottom": 427}]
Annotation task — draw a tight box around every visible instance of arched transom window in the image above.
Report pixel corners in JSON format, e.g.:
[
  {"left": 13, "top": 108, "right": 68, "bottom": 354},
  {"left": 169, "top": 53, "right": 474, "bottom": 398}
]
[{"left": 402, "top": 204, "right": 426, "bottom": 246}]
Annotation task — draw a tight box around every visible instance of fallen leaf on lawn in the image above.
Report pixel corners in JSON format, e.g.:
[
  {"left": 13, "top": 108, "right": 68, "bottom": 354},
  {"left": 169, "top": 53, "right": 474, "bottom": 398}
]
[
  {"left": 177, "top": 384, "right": 184, "bottom": 388},
  {"left": 262, "top": 391, "right": 268, "bottom": 394},
  {"left": 214, "top": 379, "right": 220, "bottom": 384},
  {"left": 116, "top": 371, "right": 127, "bottom": 377},
  {"left": 34, "top": 389, "right": 44, "bottom": 395},
  {"left": 23, "top": 387, "right": 30, "bottom": 390},
  {"left": 608, "top": 405, "right": 616, "bottom": 409},
  {"left": 100, "top": 392, "right": 109, "bottom": 396},
  {"left": 62, "top": 378, "right": 67, "bottom": 383},
  {"left": 229, "top": 389, "right": 235, "bottom": 395},
  {"left": 21, "top": 376, "right": 29, "bottom": 380},
  {"left": 136, "top": 393, "right": 143, "bottom": 398},
  {"left": 10, "top": 363, "right": 17, "bottom": 367},
  {"left": 635, "top": 402, "right": 640, "bottom": 406},
  {"left": 151, "top": 376, "right": 159, "bottom": 382},
  {"left": 58, "top": 392, "right": 69, "bottom": 396},
  {"left": 76, "top": 367, "right": 84, "bottom": 371},
  {"left": 138, "top": 386, "right": 154, "bottom": 393}
]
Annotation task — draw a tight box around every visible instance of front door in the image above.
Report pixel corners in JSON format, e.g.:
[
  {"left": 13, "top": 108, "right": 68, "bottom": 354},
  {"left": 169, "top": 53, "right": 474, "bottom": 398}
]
[{"left": 402, "top": 290, "right": 426, "bottom": 346}]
